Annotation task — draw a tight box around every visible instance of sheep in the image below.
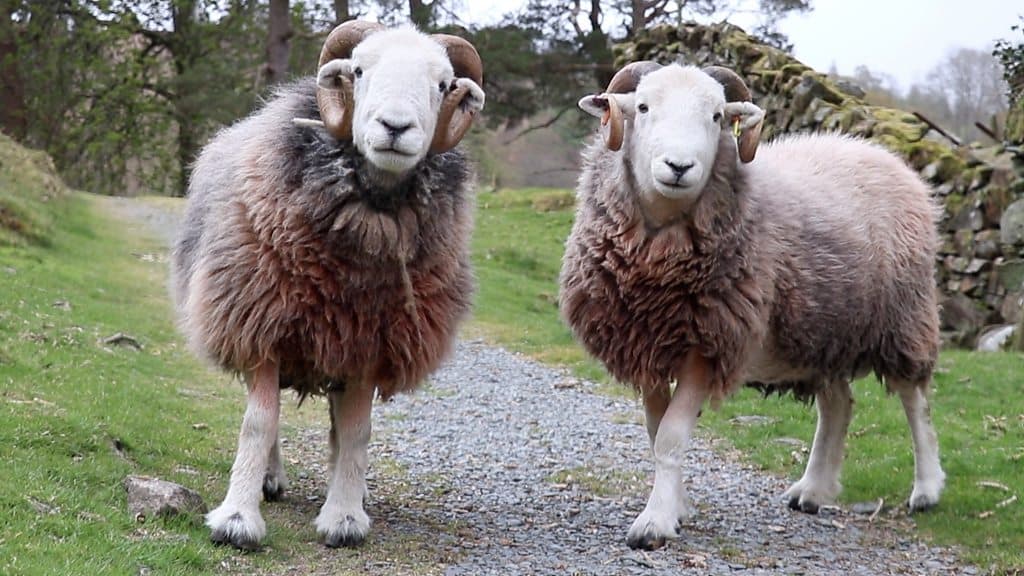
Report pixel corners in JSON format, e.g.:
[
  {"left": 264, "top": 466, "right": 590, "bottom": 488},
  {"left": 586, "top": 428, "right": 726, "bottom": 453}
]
[
  {"left": 559, "top": 62, "right": 944, "bottom": 551},
  {"left": 170, "top": 21, "right": 484, "bottom": 550}
]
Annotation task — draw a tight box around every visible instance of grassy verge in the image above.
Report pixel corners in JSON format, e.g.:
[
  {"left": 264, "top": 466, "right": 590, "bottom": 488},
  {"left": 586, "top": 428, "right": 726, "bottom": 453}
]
[
  {"left": 0, "top": 140, "right": 454, "bottom": 574},
  {"left": 468, "top": 187, "right": 1024, "bottom": 574},
  {"left": 0, "top": 191, "right": 249, "bottom": 574}
]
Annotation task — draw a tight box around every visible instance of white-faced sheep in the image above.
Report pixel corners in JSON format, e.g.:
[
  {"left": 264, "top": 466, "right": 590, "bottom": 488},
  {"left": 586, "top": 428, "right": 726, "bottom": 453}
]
[
  {"left": 170, "top": 21, "right": 484, "bottom": 549},
  {"left": 559, "top": 62, "right": 944, "bottom": 550}
]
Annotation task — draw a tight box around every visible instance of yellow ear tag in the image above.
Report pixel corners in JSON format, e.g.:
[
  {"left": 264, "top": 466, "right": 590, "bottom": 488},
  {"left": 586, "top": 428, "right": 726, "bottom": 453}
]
[{"left": 732, "top": 117, "right": 741, "bottom": 138}]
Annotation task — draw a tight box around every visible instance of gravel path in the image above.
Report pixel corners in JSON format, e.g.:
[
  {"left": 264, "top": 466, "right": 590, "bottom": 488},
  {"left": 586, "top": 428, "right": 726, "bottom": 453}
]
[
  {"left": 105, "top": 195, "right": 975, "bottom": 575},
  {"left": 353, "top": 342, "right": 971, "bottom": 576}
]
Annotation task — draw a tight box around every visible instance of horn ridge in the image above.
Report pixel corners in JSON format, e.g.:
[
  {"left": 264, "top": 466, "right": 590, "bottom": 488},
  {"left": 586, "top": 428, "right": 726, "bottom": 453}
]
[{"left": 316, "top": 20, "right": 385, "bottom": 140}]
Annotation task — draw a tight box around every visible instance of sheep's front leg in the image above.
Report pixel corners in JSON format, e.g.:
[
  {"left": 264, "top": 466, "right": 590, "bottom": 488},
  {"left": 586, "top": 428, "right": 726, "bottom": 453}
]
[
  {"left": 783, "top": 380, "right": 852, "bottom": 513},
  {"left": 627, "top": 352, "right": 709, "bottom": 550},
  {"left": 207, "top": 361, "right": 280, "bottom": 550},
  {"left": 316, "top": 382, "right": 374, "bottom": 547},
  {"left": 897, "top": 381, "right": 944, "bottom": 511}
]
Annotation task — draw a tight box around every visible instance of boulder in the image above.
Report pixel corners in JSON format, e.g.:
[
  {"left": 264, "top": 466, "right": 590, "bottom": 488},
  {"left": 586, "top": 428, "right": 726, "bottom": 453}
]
[
  {"left": 939, "top": 293, "right": 987, "bottom": 344},
  {"left": 1001, "top": 199, "right": 1024, "bottom": 247},
  {"left": 976, "top": 324, "right": 1017, "bottom": 352},
  {"left": 124, "top": 475, "right": 206, "bottom": 521}
]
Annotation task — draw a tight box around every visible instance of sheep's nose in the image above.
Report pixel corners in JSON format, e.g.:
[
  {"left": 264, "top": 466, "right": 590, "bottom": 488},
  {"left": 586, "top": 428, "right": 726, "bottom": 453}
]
[
  {"left": 664, "top": 160, "right": 694, "bottom": 178},
  {"left": 378, "top": 118, "right": 413, "bottom": 138}
]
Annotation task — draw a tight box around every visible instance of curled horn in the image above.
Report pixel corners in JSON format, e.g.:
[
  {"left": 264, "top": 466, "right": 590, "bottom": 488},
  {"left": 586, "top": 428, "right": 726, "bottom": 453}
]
[
  {"left": 429, "top": 34, "right": 484, "bottom": 154},
  {"left": 702, "top": 66, "right": 762, "bottom": 163},
  {"left": 601, "top": 61, "right": 662, "bottom": 151},
  {"left": 316, "top": 20, "right": 385, "bottom": 140}
]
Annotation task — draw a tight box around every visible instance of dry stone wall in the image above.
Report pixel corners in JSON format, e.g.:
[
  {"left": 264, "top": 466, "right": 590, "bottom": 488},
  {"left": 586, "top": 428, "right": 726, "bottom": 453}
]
[{"left": 615, "top": 22, "right": 1024, "bottom": 346}]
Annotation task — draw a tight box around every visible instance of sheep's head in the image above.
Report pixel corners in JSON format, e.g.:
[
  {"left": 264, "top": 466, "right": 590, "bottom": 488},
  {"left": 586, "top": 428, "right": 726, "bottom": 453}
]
[
  {"left": 316, "top": 21, "right": 485, "bottom": 175},
  {"left": 579, "top": 63, "right": 764, "bottom": 210}
]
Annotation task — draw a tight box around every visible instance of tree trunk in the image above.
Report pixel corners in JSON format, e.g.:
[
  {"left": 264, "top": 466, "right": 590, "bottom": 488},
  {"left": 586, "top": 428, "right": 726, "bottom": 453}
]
[
  {"left": 409, "top": 0, "right": 432, "bottom": 29},
  {"left": 0, "top": 0, "right": 26, "bottom": 140},
  {"left": 333, "top": 0, "right": 350, "bottom": 23},
  {"left": 172, "top": 0, "right": 200, "bottom": 197},
  {"left": 630, "top": 0, "right": 645, "bottom": 37},
  {"left": 265, "top": 0, "right": 291, "bottom": 86}
]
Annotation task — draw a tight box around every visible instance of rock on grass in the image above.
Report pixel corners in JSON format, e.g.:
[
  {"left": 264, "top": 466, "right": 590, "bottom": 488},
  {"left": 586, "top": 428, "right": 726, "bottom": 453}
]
[{"left": 124, "top": 475, "right": 206, "bottom": 521}]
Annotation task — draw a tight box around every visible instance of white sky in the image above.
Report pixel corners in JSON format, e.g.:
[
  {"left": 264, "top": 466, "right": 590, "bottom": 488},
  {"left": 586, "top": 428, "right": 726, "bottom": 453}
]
[{"left": 460, "top": 0, "right": 1021, "bottom": 92}]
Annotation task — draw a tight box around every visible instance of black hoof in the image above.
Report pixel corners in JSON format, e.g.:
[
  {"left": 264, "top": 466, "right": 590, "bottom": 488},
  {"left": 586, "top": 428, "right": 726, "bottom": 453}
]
[
  {"left": 323, "top": 515, "right": 367, "bottom": 548},
  {"left": 210, "top": 513, "right": 261, "bottom": 551},
  {"left": 263, "top": 475, "right": 285, "bottom": 502},
  {"left": 788, "top": 497, "right": 819, "bottom": 514},
  {"left": 627, "top": 533, "right": 666, "bottom": 551},
  {"left": 908, "top": 499, "right": 937, "bottom": 513}
]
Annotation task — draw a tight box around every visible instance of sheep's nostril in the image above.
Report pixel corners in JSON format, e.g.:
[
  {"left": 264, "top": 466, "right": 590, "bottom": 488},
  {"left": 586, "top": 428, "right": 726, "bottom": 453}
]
[
  {"left": 378, "top": 118, "right": 413, "bottom": 137},
  {"left": 664, "top": 160, "right": 694, "bottom": 178}
]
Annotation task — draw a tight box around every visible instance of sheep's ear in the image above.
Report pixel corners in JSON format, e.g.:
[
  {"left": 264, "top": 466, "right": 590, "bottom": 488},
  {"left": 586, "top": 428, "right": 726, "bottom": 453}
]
[
  {"left": 579, "top": 94, "right": 634, "bottom": 151},
  {"left": 578, "top": 94, "right": 635, "bottom": 119},
  {"left": 578, "top": 94, "right": 610, "bottom": 118},
  {"left": 454, "top": 78, "right": 485, "bottom": 113},
  {"left": 724, "top": 101, "right": 765, "bottom": 163}
]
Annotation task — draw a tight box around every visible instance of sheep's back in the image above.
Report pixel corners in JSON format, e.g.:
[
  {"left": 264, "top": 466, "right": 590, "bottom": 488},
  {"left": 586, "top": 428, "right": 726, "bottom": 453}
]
[{"left": 745, "top": 134, "right": 940, "bottom": 384}]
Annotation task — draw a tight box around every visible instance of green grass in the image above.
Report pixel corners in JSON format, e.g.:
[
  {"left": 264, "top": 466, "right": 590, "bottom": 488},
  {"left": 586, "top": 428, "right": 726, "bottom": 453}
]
[
  {"left": 470, "top": 188, "right": 608, "bottom": 383},
  {"left": 0, "top": 190, "right": 457, "bottom": 575},
  {"left": 0, "top": 191, "right": 248, "bottom": 575},
  {"left": 468, "top": 187, "right": 1024, "bottom": 574}
]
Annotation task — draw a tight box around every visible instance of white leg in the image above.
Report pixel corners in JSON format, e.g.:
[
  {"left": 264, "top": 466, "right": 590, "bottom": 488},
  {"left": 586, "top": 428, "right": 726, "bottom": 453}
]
[
  {"left": 627, "top": 353, "right": 709, "bottom": 550},
  {"left": 207, "top": 361, "right": 280, "bottom": 550},
  {"left": 316, "top": 382, "right": 375, "bottom": 547},
  {"left": 783, "top": 380, "right": 852, "bottom": 513},
  {"left": 897, "top": 382, "right": 945, "bottom": 511},
  {"left": 263, "top": 434, "right": 289, "bottom": 501}
]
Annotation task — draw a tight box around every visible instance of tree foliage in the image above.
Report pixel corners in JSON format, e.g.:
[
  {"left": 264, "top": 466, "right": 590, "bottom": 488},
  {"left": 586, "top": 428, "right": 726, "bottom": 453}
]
[
  {"left": 3, "top": 1, "right": 265, "bottom": 196},
  {"left": 1, "top": 0, "right": 810, "bottom": 195},
  {"left": 994, "top": 15, "right": 1023, "bottom": 143},
  {"left": 838, "top": 49, "right": 1008, "bottom": 144},
  {"left": 472, "top": 0, "right": 809, "bottom": 136}
]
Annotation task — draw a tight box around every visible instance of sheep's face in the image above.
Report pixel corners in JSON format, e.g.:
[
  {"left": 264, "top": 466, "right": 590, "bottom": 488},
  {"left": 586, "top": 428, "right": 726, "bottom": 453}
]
[
  {"left": 580, "top": 65, "right": 763, "bottom": 215},
  {"left": 632, "top": 67, "right": 728, "bottom": 204},
  {"left": 345, "top": 30, "right": 454, "bottom": 173}
]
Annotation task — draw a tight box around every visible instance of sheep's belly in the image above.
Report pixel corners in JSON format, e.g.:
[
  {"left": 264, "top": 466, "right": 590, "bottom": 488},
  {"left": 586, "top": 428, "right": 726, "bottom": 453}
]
[
  {"left": 740, "top": 342, "right": 817, "bottom": 385},
  {"left": 739, "top": 337, "right": 873, "bottom": 400}
]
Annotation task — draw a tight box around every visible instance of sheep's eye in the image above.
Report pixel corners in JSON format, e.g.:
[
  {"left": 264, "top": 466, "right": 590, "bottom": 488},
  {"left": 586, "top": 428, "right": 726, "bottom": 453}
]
[
  {"left": 439, "top": 81, "right": 447, "bottom": 93},
  {"left": 713, "top": 112, "right": 722, "bottom": 122},
  {"left": 637, "top": 103, "right": 649, "bottom": 113},
  {"left": 353, "top": 67, "right": 363, "bottom": 78}
]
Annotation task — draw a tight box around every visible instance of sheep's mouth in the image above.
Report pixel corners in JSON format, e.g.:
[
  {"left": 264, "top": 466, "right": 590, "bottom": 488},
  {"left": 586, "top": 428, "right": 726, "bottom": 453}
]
[
  {"left": 372, "top": 146, "right": 415, "bottom": 157},
  {"left": 654, "top": 178, "right": 690, "bottom": 190}
]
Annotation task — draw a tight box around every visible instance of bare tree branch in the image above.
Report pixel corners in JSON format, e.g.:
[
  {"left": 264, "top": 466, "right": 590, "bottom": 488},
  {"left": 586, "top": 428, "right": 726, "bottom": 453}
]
[{"left": 503, "top": 105, "right": 575, "bottom": 144}]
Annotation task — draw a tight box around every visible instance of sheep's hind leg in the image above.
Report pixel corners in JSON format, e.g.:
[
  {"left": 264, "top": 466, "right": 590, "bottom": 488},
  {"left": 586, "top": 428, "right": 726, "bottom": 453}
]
[
  {"left": 896, "top": 380, "right": 944, "bottom": 511},
  {"left": 316, "top": 382, "right": 374, "bottom": 548},
  {"left": 262, "top": 435, "right": 289, "bottom": 501},
  {"left": 207, "top": 361, "right": 281, "bottom": 550},
  {"left": 783, "top": 379, "right": 852, "bottom": 514},
  {"left": 627, "top": 352, "right": 709, "bottom": 551}
]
